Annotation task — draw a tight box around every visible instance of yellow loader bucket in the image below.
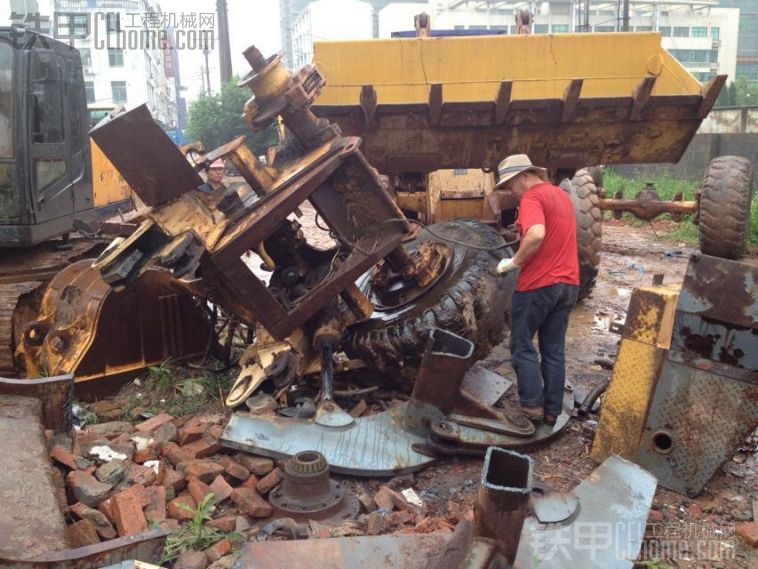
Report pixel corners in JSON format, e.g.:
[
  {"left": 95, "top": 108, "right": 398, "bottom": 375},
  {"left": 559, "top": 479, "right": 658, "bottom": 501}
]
[{"left": 312, "top": 32, "right": 723, "bottom": 174}]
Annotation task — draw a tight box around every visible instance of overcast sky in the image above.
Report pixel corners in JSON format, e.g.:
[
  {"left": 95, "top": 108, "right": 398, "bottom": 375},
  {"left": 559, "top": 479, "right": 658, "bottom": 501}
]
[{"left": 159, "top": 0, "right": 282, "bottom": 101}]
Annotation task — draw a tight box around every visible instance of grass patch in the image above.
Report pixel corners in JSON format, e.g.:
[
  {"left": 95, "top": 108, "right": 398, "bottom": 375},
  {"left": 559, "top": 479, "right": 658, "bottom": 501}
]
[
  {"left": 602, "top": 168, "right": 758, "bottom": 248},
  {"left": 116, "top": 360, "right": 236, "bottom": 420}
]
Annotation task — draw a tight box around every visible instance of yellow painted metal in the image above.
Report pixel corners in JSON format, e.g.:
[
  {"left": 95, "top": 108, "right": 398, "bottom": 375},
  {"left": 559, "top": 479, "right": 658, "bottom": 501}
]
[
  {"left": 590, "top": 338, "right": 667, "bottom": 463},
  {"left": 91, "top": 139, "right": 130, "bottom": 207},
  {"left": 591, "top": 284, "right": 680, "bottom": 463},
  {"left": 314, "top": 32, "right": 701, "bottom": 105},
  {"left": 621, "top": 284, "right": 680, "bottom": 348}
]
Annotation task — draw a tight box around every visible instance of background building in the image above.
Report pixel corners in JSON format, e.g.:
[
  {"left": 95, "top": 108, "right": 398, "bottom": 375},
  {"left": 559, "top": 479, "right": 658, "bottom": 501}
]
[
  {"left": 291, "top": 0, "right": 374, "bottom": 68},
  {"left": 378, "top": 1, "right": 742, "bottom": 83},
  {"left": 6, "top": 0, "right": 181, "bottom": 128}
]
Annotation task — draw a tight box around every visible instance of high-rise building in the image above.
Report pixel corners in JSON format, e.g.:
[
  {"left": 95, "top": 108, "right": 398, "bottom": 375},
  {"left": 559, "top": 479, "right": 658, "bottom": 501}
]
[
  {"left": 718, "top": 0, "right": 757, "bottom": 84},
  {"left": 6, "top": 0, "right": 180, "bottom": 127}
]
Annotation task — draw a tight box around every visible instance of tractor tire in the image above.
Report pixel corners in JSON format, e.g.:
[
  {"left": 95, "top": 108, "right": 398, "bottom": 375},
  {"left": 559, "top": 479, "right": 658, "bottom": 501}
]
[
  {"left": 346, "top": 220, "right": 513, "bottom": 374},
  {"left": 562, "top": 169, "right": 602, "bottom": 301},
  {"left": 698, "top": 156, "right": 753, "bottom": 260}
]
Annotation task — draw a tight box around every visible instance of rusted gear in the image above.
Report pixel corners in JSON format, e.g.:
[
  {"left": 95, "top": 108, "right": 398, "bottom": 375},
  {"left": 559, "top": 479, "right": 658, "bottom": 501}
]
[{"left": 269, "top": 451, "right": 359, "bottom": 522}]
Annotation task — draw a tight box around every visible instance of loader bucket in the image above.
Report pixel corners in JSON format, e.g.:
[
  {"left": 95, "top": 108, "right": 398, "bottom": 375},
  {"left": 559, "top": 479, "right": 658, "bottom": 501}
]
[{"left": 311, "top": 32, "right": 723, "bottom": 174}]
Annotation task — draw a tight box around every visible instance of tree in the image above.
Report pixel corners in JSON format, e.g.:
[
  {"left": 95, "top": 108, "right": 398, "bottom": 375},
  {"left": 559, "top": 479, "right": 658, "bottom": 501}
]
[{"left": 187, "top": 76, "right": 277, "bottom": 157}]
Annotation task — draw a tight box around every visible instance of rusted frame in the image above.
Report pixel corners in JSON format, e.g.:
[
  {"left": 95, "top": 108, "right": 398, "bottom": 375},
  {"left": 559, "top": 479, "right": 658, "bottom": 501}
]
[
  {"left": 599, "top": 197, "right": 698, "bottom": 221},
  {"left": 629, "top": 75, "right": 657, "bottom": 121}
]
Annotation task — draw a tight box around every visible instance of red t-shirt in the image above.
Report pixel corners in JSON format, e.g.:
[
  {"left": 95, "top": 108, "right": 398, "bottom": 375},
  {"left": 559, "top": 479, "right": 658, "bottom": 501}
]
[{"left": 515, "top": 182, "right": 579, "bottom": 291}]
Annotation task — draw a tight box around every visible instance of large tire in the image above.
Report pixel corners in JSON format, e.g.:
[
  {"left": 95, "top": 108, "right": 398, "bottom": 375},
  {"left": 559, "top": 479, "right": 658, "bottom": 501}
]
[
  {"left": 562, "top": 170, "right": 602, "bottom": 301},
  {"left": 698, "top": 156, "right": 753, "bottom": 259},
  {"left": 346, "top": 220, "right": 513, "bottom": 373}
]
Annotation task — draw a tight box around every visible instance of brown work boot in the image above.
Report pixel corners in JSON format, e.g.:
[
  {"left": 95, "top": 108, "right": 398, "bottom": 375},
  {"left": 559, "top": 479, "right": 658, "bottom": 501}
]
[
  {"left": 543, "top": 413, "right": 558, "bottom": 426},
  {"left": 521, "top": 406, "right": 543, "bottom": 424}
]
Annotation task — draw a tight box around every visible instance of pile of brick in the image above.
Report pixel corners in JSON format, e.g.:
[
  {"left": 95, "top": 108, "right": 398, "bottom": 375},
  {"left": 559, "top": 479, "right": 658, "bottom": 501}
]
[{"left": 47, "top": 413, "right": 281, "bottom": 568}]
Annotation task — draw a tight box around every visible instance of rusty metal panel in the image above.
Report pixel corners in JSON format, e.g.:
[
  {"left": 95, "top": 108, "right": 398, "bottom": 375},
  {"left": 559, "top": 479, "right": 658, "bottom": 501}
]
[
  {"left": 591, "top": 338, "right": 668, "bottom": 463},
  {"left": 621, "top": 285, "right": 680, "bottom": 348},
  {"left": 635, "top": 353, "right": 758, "bottom": 497},
  {"left": 514, "top": 455, "right": 657, "bottom": 569},
  {"left": 0, "top": 374, "right": 73, "bottom": 431},
  {"left": 672, "top": 254, "right": 758, "bottom": 370},
  {"left": 89, "top": 105, "right": 202, "bottom": 207},
  {"left": 234, "top": 533, "right": 451, "bottom": 569},
  {"left": 1, "top": 529, "right": 169, "bottom": 568}
]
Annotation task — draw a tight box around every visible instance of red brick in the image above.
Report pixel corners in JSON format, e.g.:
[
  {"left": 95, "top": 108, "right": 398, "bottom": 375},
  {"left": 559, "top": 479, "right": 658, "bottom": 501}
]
[
  {"left": 115, "top": 483, "right": 150, "bottom": 507},
  {"left": 373, "top": 485, "right": 412, "bottom": 512},
  {"left": 168, "top": 495, "right": 196, "bottom": 521},
  {"left": 174, "top": 550, "right": 208, "bottom": 569},
  {"left": 163, "top": 443, "right": 194, "bottom": 466},
  {"left": 209, "top": 475, "right": 234, "bottom": 503},
  {"left": 124, "top": 462, "right": 157, "bottom": 486},
  {"left": 413, "top": 516, "right": 455, "bottom": 534},
  {"left": 182, "top": 436, "right": 220, "bottom": 459},
  {"left": 184, "top": 460, "right": 224, "bottom": 483},
  {"left": 178, "top": 419, "right": 207, "bottom": 446},
  {"left": 98, "top": 497, "right": 116, "bottom": 523},
  {"left": 205, "top": 538, "right": 231, "bottom": 562},
  {"left": 50, "top": 445, "right": 78, "bottom": 470},
  {"left": 240, "top": 474, "right": 259, "bottom": 492},
  {"left": 135, "top": 413, "right": 175, "bottom": 433},
  {"left": 207, "top": 515, "right": 236, "bottom": 532},
  {"left": 145, "top": 485, "right": 167, "bottom": 523},
  {"left": 133, "top": 446, "right": 159, "bottom": 464},
  {"left": 112, "top": 490, "right": 147, "bottom": 537},
  {"left": 385, "top": 510, "right": 414, "bottom": 527},
  {"left": 236, "top": 455, "right": 274, "bottom": 476},
  {"left": 648, "top": 509, "right": 665, "bottom": 523},
  {"left": 231, "top": 488, "right": 272, "bottom": 518},
  {"left": 160, "top": 466, "right": 186, "bottom": 494},
  {"left": 159, "top": 518, "right": 181, "bottom": 531},
  {"left": 445, "top": 500, "right": 462, "bottom": 524},
  {"left": 188, "top": 477, "right": 214, "bottom": 504},
  {"left": 66, "top": 519, "right": 100, "bottom": 547},
  {"left": 256, "top": 467, "right": 282, "bottom": 495},
  {"left": 736, "top": 521, "right": 758, "bottom": 548},
  {"left": 217, "top": 456, "right": 250, "bottom": 482}
]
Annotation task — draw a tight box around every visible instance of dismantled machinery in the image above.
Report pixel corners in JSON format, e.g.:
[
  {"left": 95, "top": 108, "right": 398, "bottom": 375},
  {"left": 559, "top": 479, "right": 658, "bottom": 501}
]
[
  {"left": 311, "top": 18, "right": 747, "bottom": 297},
  {"left": 235, "top": 447, "right": 657, "bottom": 569},
  {"left": 592, "top": 252, "right": 757, "bottom": 497},
  {"left": 76, "top": 45, "right": 528, "bottom": 465}
]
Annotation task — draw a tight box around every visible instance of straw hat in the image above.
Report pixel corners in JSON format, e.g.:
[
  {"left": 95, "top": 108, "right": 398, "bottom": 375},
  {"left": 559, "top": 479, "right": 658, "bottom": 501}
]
[
  {"left": 209, "top": 158, "right": 225, "bottom": 169},
  {"left": 493, "top": 154, "right": 547, "bottom": 190}
]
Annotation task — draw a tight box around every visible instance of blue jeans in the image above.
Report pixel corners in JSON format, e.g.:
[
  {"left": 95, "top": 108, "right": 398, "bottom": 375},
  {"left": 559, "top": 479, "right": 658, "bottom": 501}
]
[{"left": 510, "top": 283, "right": 578, "bottom": 417}]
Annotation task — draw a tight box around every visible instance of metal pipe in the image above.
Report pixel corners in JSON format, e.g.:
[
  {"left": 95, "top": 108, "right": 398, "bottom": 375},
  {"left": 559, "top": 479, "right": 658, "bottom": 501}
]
[{"left": 476, "top": 447, "right": 534, "bottom": 564}]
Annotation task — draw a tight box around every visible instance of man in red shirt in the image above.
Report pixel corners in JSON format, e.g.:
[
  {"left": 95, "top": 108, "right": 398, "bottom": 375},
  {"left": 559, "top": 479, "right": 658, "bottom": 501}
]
[{"left": 495, "top": 154, "right": 579, "bottom": 425}]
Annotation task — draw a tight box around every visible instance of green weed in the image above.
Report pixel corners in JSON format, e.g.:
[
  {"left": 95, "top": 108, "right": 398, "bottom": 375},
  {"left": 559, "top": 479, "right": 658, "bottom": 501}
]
[{"left": 161, "top": 494, "right": 242, "bottom": 562}]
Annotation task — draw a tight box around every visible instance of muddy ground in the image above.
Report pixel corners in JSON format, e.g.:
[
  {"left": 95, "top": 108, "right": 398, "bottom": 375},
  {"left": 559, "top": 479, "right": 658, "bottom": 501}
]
[
  {"left": 336, "top": 220, "right": 756, "bottom": 568},
  {"left": 100, "top": 212, "right": 755, "bottom": 568}
]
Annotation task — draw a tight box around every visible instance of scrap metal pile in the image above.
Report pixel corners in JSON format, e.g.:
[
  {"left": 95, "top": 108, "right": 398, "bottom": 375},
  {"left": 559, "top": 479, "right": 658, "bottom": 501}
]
[{"left": 0, "top": 32, "right": 755, "bottom": 568}]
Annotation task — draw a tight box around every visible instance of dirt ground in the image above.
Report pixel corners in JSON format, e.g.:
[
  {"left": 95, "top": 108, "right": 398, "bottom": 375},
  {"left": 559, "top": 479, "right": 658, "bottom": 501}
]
[{"left": 335, "top": 220, "right": 756, "bottom": 569}]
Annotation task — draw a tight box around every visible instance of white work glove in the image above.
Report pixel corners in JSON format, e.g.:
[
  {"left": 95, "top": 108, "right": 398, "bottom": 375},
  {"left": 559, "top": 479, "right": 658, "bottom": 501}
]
[{"left": 496, "top": 257, "right": 519, "bottom": 275}]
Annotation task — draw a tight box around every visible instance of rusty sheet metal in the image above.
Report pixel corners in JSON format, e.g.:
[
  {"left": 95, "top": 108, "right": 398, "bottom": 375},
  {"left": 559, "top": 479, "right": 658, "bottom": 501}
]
[
  {"left": 514, "top": 455, "right": 656, "bottom": 569},
  {"left": 89, "top": 104, "right": 202, "bottom": 207},
  {"left": 672, "top": 254, "right": 758, "bottom": 370},
  {"left": 635, "top": 353, "right": 757, "bottom": 497},
  {"left": 234, "top": 533, "right": 452, "bottom": 569},
  {"left": 1, "top": 529, "right": 169, "bottom": 568},
  {"left": 0, "top": 395, "right": 68, "bottom": 561},
  {"left": 220, "top": 403, "right": 435, "bottom": 477},
  {"left": 591, "top": 338, "right": 667, "bottom": 464},
  {"left": 0, "top": 374, "right": 73, "bottom": 431},
  {"left": 20, "top": 261, "right": 211, "bottom": 386},
  {"left": 461, "top": 365, "right": 512, "bottom": 407}
]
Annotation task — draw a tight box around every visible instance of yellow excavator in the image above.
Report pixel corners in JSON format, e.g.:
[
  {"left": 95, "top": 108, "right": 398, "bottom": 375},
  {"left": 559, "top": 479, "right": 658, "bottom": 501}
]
[{"left": 0, "top": 27, "right": 209, "bottom": 383}]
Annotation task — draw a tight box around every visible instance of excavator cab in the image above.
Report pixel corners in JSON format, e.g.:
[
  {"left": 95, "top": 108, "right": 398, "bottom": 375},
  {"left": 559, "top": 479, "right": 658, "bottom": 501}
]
[{"left": 0, "top": 27, "right": 130, "bottom": 247}]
